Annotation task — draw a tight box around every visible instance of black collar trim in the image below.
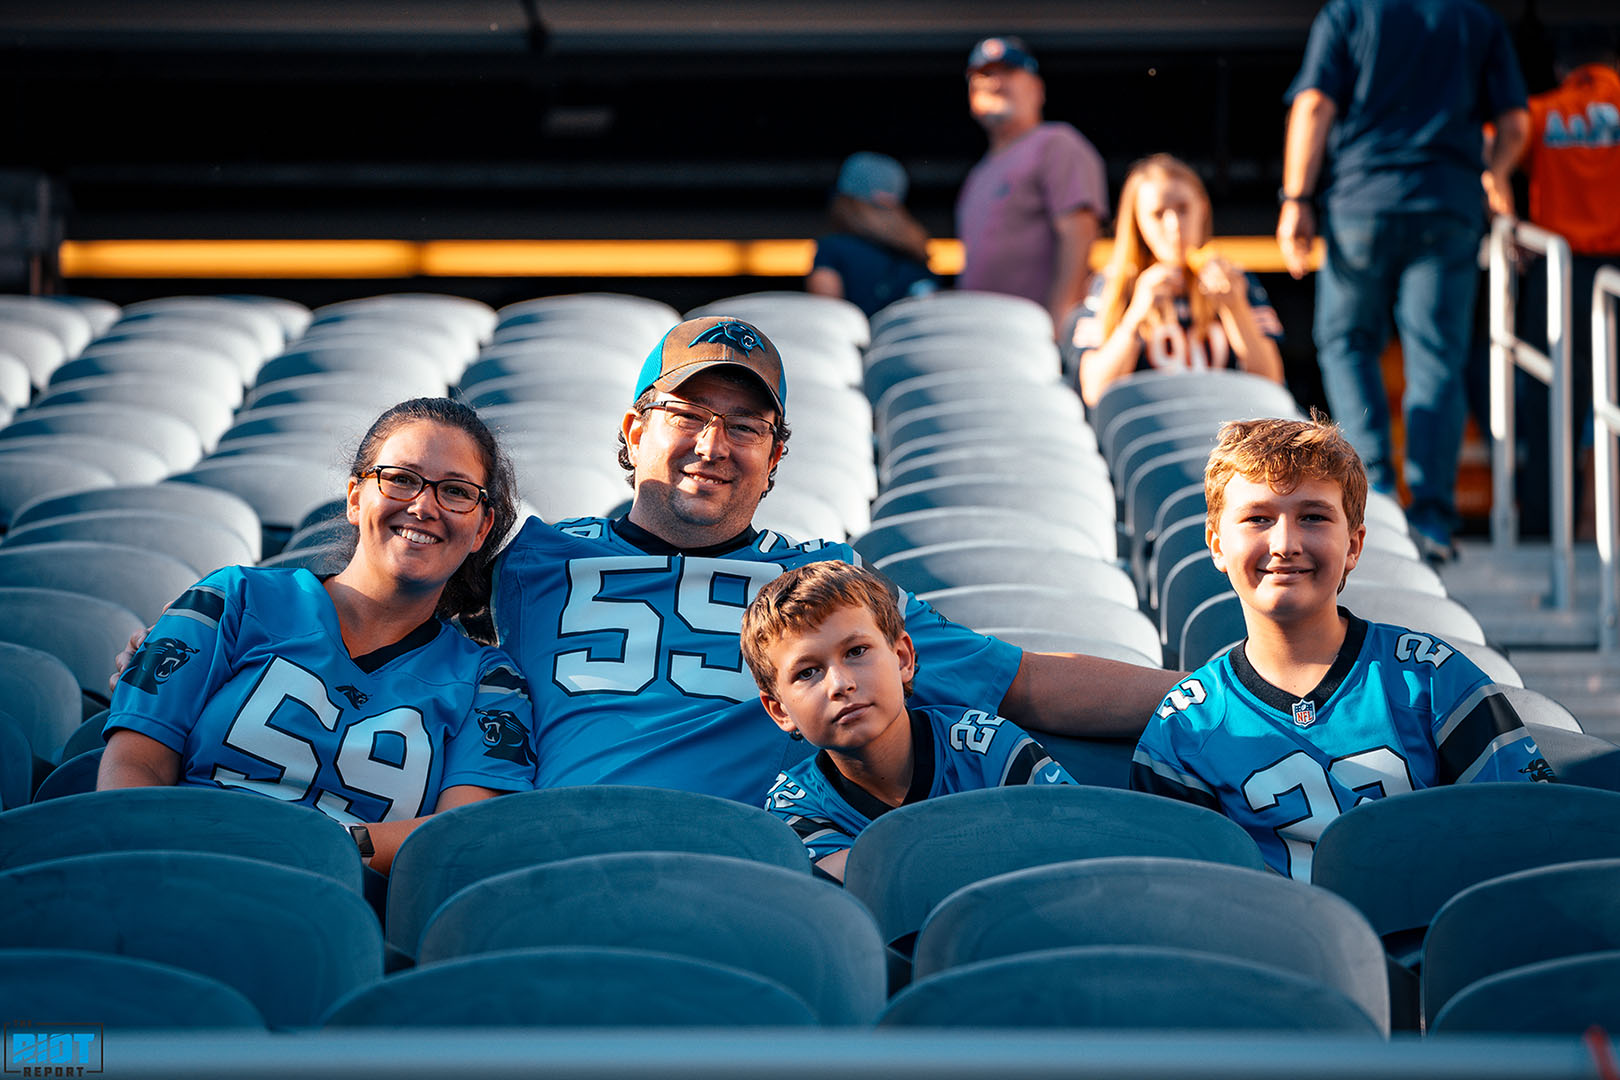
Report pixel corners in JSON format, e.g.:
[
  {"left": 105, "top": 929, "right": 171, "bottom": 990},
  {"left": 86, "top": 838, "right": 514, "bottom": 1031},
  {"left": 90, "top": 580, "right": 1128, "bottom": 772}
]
[
  {"left": 610, "top": 516, "right": 760, "bottom": 557},
  {"left": 817, "top": 709, "right": 936, "bottom": 820},
  {"left": 351, "top": 617, "right": 442, "bottom": 674},
  {"left": 1230, "top": 608, "right": 1367, "bottom": 713}
]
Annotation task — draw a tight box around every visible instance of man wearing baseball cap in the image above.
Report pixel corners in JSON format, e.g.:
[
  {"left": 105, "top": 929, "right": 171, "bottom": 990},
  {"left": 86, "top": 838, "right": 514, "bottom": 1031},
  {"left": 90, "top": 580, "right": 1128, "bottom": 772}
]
[
  {"left": 957, "top": 35, "right": 1109, "bottom": 332},
  {"left": 489, "top": 315, "right": 1178, "bottom": 804}
]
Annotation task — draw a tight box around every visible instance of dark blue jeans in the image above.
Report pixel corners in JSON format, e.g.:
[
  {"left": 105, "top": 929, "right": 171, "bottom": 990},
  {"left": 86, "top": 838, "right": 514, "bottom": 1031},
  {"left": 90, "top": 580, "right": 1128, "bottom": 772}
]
[{"left": 1314, "top": 210, "right": 1482, "bottom": 539}]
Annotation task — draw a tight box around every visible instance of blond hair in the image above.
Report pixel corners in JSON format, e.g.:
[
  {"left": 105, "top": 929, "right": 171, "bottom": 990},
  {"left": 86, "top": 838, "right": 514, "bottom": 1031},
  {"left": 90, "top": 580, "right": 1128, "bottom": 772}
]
[
  {"left": 1098, "top": 154, "right": 1215, "bottom": 347},
  {"left": 1205, "top": 414, "right": 1368, "bottom": 540},
  {"left": 741, "top": 561, "right": 911, "bottom": 698}
]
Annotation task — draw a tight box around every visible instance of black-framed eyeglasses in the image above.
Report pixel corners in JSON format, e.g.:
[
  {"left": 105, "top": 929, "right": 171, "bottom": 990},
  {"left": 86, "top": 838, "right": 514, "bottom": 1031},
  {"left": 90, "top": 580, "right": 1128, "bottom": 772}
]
[
  {"left": 361, "top": 466, "right": 488, "bottom": 513},
  {"left": 644, "top": 400, "right": 776, "bottom": 447}
]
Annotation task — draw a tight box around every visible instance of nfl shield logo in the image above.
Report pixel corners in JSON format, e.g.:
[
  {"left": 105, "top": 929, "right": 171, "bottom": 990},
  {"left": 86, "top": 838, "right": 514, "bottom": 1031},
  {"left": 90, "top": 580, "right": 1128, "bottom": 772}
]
[{"left": 1291, "top": 699, "right": 1317, "bottom": 728}]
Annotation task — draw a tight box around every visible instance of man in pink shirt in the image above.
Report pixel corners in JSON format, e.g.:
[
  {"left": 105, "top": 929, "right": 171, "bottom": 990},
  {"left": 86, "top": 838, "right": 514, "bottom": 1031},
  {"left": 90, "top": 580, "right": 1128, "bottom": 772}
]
[{"left": 955, "top": 35, "right": 1109, "bottom": 332}]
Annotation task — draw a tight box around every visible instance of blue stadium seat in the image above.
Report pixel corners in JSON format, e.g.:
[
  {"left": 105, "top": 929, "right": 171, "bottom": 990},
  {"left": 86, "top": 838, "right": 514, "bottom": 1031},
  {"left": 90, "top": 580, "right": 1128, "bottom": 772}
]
[
  {"left": 0, "top": 455, "right": 116, "bottom": 530},
  {"left": 0, "top": 850, "right": 383, "bottom": 1029},
  {"left": 0, "top": 786, "right": 364, "bottom": 893},
  {"left": 0, "top": 949, "right": 264, "bottom": 1029},
  {"left": 386, "top": 785, "right": 810, "bottom": 957},
  {"left": 875, "top": 542, "right": 1135, "bottom": 607},
  {"left": 1312, "top": 784, "right": 1620, "bottom": 955},
  {"left": 415, "top": 851, "right": 886, "bottom": 1024},
  {"left": 852, "top": 507, "right": 1106, "bottom": 565},
  {"left": 0, "top": 541, "right": 201, "bottom": 624},
  {"left": 842, "top": 786, "right": 1264, "bottom": 951},
  {"left": 1423, "top": 858, "right": 1620, "bottom": 1027},
  {"left": 31, "top": 376, "right": 236, "bottom": 449},
  {"left": 1430, "top": 950, "right": 1620, "bottom": 1034},
  {"left": 31, "top": 747, "right": 102, "bottom": 801},
  {"left": 911, "top": 855, "right": 1389, "bottom": 1032},
  {"left": 10, "top": 482, "right": 261, "bottom": 558},
  {"left": 0, "top": 587, "right": 144, "bottom": 712},
  {"left": 880, "top": 945, "right": 1382, "bottom": 1034},
  {"left": 322, "top": 946, "right": 816, "bottom": 1028},
  {"left": 2, "top": 509, "right": 256, "bottom": 577},
  {"left": 1337, "top": 582, "right": 1486, "bottom": 645},
  {"left": 1090, "top": 371, "right": 1300, "bottom": 456},
  {"left": 57, "top": 709, "right": 107, "bottom": 762},
  {"left": 1179, "top": 592, "right": 1247, "bottom": 670},
  {"left": 55, "top": 343, "right": 245, "bottom": 405},
  {"left": 0, "top": 711, "right": 33, "bottom": 809},
  {"left": 2, "top": 403, "right": 204, "bottom": 472},
  {"left": 920, "top": 587, "right": 1159, "bottom": 659},
  {"left": 0, "top": 641, "right": 80, "bottom": 768}
]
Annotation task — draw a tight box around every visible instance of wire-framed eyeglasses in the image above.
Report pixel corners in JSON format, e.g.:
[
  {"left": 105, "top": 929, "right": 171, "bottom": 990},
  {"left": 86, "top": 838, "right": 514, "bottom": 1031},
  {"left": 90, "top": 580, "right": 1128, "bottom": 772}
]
[
  {"left": 361, "top": 466, "right": 488, "bottom": 513},
  {"left": 645, "top": 400, "right": 776, "bottom": 447}
]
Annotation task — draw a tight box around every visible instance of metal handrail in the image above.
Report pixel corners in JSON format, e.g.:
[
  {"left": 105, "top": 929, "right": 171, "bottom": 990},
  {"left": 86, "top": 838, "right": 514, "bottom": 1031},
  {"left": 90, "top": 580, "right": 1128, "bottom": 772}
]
[
  {"left": 1595, "top": 265, "right": 1620, "bottom": 652},
  {"left": 1487, "top": 215, "right": 1574, "bottom": 610}
]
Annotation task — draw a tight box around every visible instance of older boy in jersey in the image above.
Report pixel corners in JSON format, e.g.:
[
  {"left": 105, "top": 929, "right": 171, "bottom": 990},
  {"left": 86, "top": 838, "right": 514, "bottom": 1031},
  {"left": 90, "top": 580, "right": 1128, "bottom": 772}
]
[
  {"left": 742, "top": 561, "right": 1073, "bottom": 881},
  {"left": 1130, "top": 417, "right": 1553, "bottom": 880}
]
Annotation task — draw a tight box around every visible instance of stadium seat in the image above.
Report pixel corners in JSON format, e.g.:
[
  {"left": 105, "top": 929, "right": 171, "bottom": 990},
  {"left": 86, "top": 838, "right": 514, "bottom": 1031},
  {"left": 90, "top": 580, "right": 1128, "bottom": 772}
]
[
  {"left": 0, "top": 950, "right": 264, "bottom": 1029},
  {"left": 1123, "top": 445, "right": 1211, "bottom": 542},
  {"left": 1006, "top": 731, "right": 1138, "bottom": 789},
  {"left": 878, "top": 396, "right": 1084, "bottom": 458},
  {"left": 1311, "top": 784, "right": 1620, "bottom": 951},
  {"left": 878, "top": 427, "right": 1098, "bottom": 480},
  {"left": 488, "top": 320, "right": 661, "bottom": 353},
  {"left": 1147, "top": 481, "right": 1208, "bottom": 549},
  {"left": 218, "top": 401, "right": 383, "bottom": 444},
  {"left": 10, "top": 482, "right": 262, "bottom": 558},
  {"left": 0, "top": 352, "right": 30, "bottom": 413},
  {"left": 1423, "top": 858, "right": 1620, "bottom": 1028},
  {"left": 862, "top": 345, "right": 1058, "bottom": 407},
  {"left": 1100, "top": 399, "right": 1223, "bottom": 464},
  {"left": 909, "top": 855, "right": 1389, "bottom": 1032},
  {"left": 459, "top": 343, "right": 644, "bottom": 391},
  {"left": 1149, "top": 515, "right": 1217, "bottom": 608},
  {"left": 243, "top": 372, "right": 439, "bottom": 413},
  {"left": 58, "top": 710, "right": 107, "bottom": 762},
  {"left": 414, "top": 851, "right": 886, "bottom": 1025},
  {"left": 869, "top": 477, "right": 1116, "bottom": 557},
  {"left": 841, "top": 786, "right": 1265, "bottom": 950},
  {"left": 293, "top": 324, "right": 469, "bottom": 382},
  {"left": 0, "top": 295, "right": 94, "bottom": 357},
  {"left": 771, "top": 455, "right": 874, "bottom": 536},
  {"left": 1349, "top": 547, "right": 1447, "bottom": 595},
  {"left": 32, "top": 376, "right": 236, "bottom": 449},
  {"left": 873, "top": 370, "right": 1080, "bottom": 428},
  {"left": 689, "top": 291, "right": 870, "bottom": 350},
  {"left": 252, "top": 347, "right": 445, "bottom": 394},
  {"left": 0, "top": 587, "right": 144, "bottom": 712},
  {"left": 879, "top": 944, "right": 1382, "bottom": 1033},
  {"left": 868, "top": 291, "right": 1052, "bottom": 344},
  {"left": 52, "top": 343, "right": 246, "bottom": 406},
  {"left": 0, "top": 434, "right": 167, "bottom": 485},
  {"left": 0, "top": 711, "right": 32, "bottom": 809},
  {"left": 1453, "top": 640, "right": 1523, "bottom": 687},
  {"left": 120, "top": 296, "right": 287, "bottom": 358},
  {"left": 1159, "top": 554, "right": 1235, "bottom": 660},
  {"left": 0, "top": 850, "right": 383, "bottom": 1029},
  {"left": 976, "top": 628, "right": 1159, "bottom": 669},
  {"left": 315, "top": 294, "right": 497, "bottom": 346},
  {"left": 1090, "top": 371, "right": 1300, "bottom": 454},
  {"left": 50, "top": 296, "right": 122, "bottom": 338},
  {"left": 386, "top": 786, "right": 809, "bottom": 956},
  {"left": 322, "top": 946, "right": 817, "bottom": 1028},
  {"left": 31, "top": 747, "right": 103, "bottom": 801},
  {"left": 1504, "top": 688, "right": 1583, "bottom": 733},
  {"left": 0, "top": 319, "right": 67, "bottom": 387},
  {"left": 1529, "top": 727, "right": 1620, "bottom": 790},
  {"left": 881, "top": 445, "right": 1112, "bottom": 494},
  {"left": 257, "top": 545, "right": 346, "bottom": 573},
  {"left": 216, "top": 294, "right": 312, "bottom": 341},
  {"left": 1429, "top": 950, "right": 1620, "bottom": 1034},
  {"left": 0, "top": 787, "right": 364, "bottom": 893},
  {"left": 751, "top": 488, "right": 846, "bottom": 542},
  {"left": 96, "top": 320, "right": 262, "bottom": 383},
  {"left": 921, "top": 588, "right": 1159, "bottom": 660},
  {"left": 170, "top": 456, "right": 348, "bottom": 556},
  {"left": 513, "top": 462, "right": 635, "bottom": 523},
  {"left": 282, "top": 518, "right": 350, "bottom": 554},
  {"left": 0, "top": 541, "right": 201, "bottom": 623},
  {"left": 1336, "top": 582, "right": 1486, "bottom": 645},
  {"left": 874, "top": 542, "right": 1135, "bottom": 608},
  {"left": 1112, "top": 426, "right": 1223, "bottom": 492},
  {"left": 2, "top": 509, "right": 256, "bottom": 578},
  {"left": 0, "top": 642, "right": 81, "bottom": 768},
  {"left": 853, "top": 507, "right": 1106, "bottom": 566},
  {"left": 0, "top": 454, "right": 116, "bottom": 529},
  {"left": 1179, "top": 592, "right": 1247, "bottom": 669}
]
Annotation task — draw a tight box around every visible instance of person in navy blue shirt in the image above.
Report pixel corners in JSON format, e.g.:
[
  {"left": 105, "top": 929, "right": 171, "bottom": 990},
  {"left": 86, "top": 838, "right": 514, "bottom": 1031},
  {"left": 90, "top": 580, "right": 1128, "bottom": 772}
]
[
  {"left": 1276, "top": 0, "right": 1530, "bottom": 563},
  {"left": 742, "top": 561, "right": 1073, "bottom": 881},
  {"left": 807, "top": 152, "right": 938, "bottom": 318}
]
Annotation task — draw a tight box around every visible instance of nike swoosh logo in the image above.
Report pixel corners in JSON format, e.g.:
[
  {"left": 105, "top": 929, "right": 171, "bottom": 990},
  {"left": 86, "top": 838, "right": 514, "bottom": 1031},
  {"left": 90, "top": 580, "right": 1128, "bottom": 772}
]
[{"left": 1042, "top": 766, "right": 1064, "bottom": 783}]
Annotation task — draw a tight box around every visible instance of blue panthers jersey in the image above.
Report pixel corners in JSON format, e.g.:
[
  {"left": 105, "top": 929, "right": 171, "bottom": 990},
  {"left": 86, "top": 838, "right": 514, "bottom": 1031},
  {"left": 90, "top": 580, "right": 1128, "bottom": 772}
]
[
  {"left": 491, "top": 516, "right": 1023, "bottom": 803},
  {"left": 108, "top": 566, "right": 536, "bottom": 824},
  {"left": 764, "top": 705, "right": 1074, "bottom": 860},
  {"left": 1130, "top": 612, "right": 1555, "bottom": 880}
]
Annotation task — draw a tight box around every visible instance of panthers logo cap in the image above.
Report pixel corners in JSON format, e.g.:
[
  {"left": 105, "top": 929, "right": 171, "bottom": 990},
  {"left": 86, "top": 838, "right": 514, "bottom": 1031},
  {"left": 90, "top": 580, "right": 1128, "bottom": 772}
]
[
  {"left": 966, "top": 35, "right": 1039, "bottom": 76},
  {"left": 634, "top": 315, "right": 787, "bottom": 415}
]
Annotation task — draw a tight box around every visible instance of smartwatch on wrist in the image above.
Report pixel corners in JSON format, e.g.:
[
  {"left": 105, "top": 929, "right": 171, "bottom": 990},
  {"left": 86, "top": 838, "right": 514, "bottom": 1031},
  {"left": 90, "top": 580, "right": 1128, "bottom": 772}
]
[
  {"left": 347, "top": 823, "right": 375, "bottom": 859},
  {"left": 1278, "top": 188, "right": 1311, "bottom": 206}
]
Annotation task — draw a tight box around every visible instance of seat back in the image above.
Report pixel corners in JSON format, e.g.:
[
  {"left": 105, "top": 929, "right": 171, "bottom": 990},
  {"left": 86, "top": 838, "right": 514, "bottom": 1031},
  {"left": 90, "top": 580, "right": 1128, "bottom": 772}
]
[
  {"left": 880, "top": 944, "right": 1382, "bottom": 1033},
  {"left": 842, "top": 786, "right": 1264, "bottom": 947},
  {"left": 386, "top": 785, "right": 809, "bottom": 954},
  {"left": 0, "top": 949, "right": 265, "bottom": 1029},
  {"left": 415, "top": 851, "right": 886, "bottom": 1024},
  {"left": 912, "top": 855, "right": 1389, "bottom": 1031},
  {"left": 0, "top": 786, "right": 364, "bottom": 893},
  {"left": 322, "top": 946, "right": 815, "bottom": 1028},
  {"left": 0, "top": 851, "right": 383, "bottom": 1028}
]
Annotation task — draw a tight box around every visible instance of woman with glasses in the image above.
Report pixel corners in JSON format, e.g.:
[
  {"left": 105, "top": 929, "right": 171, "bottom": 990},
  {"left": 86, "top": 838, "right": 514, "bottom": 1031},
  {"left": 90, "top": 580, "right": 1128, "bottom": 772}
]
[
  {"left": 1068, "top": 153, "right": 1286, "bottom": 406},
  {"left": 99, "top": 397, "right": 536, "bottom": 874}
]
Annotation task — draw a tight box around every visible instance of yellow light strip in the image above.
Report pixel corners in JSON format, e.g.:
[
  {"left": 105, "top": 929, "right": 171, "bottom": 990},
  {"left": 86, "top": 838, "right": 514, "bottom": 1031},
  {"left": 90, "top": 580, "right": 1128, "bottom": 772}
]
[{"left": 60, "top": 236, "right": 1323, "bottom": 280}]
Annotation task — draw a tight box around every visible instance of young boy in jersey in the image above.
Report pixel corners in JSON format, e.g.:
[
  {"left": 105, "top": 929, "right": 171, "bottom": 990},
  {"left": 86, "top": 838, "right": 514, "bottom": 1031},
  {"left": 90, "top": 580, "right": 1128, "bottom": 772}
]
[
  {"left": 741, "top": 561, "right": 1074, "bottom": 882},
  {"left": 1130, "top": 416, "right": 1554, "bottom": 880}
]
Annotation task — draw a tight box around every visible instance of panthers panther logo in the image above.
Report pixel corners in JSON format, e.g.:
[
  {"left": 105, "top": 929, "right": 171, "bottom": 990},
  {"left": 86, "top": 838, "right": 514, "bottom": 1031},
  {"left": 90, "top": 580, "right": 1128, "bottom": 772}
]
[
  {"left": 121, "top": 637, "right": 200, "bottom": 694},
  {"left": 478, "top": 709, "right": 537, "bottom": 767},
  {"left": 690, "top": 320, "right": 764, "bottom": 355}
]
